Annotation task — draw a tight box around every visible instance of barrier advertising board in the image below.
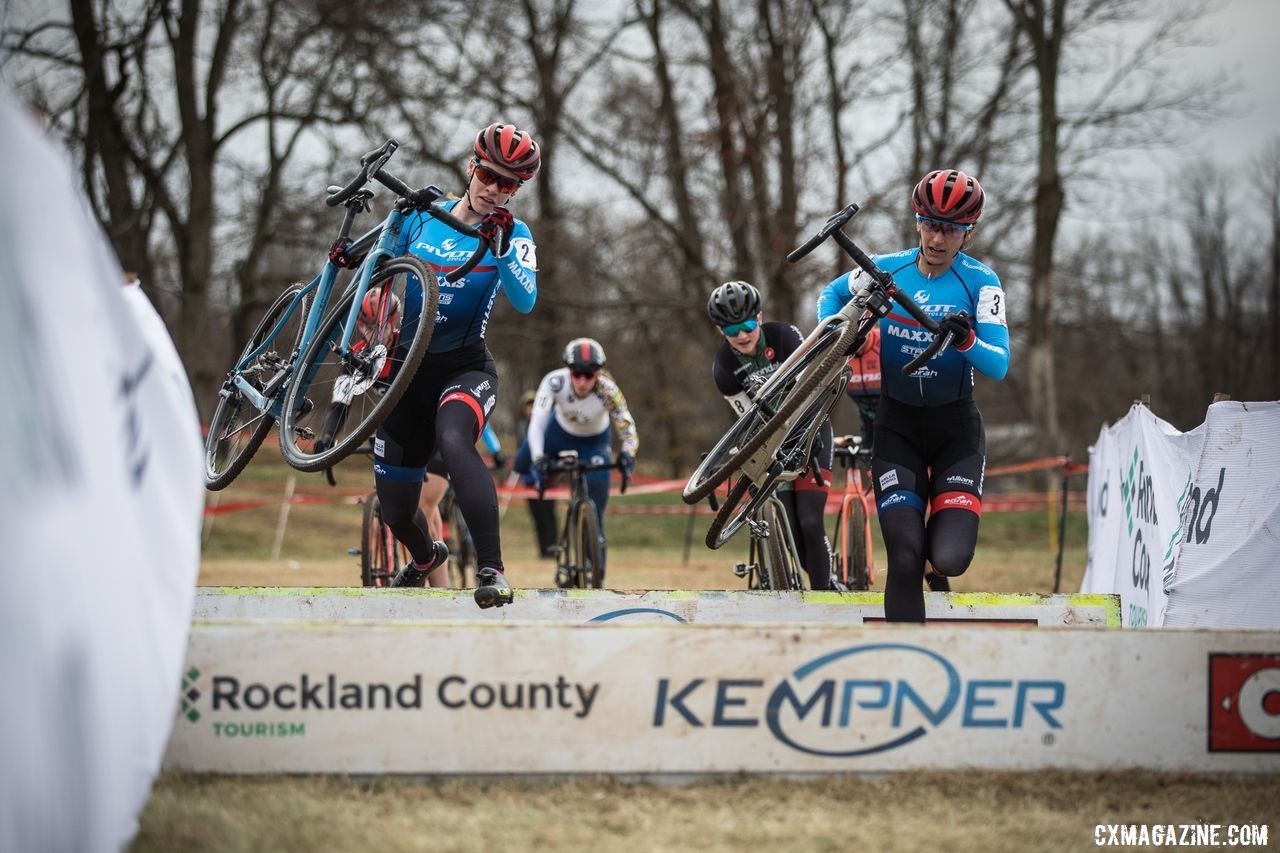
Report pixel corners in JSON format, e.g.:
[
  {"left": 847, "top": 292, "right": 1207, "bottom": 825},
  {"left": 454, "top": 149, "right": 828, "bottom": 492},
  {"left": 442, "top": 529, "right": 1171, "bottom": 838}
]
[
  {"left": 194, "top": 588, "right": 1119, "bottom": 627},
  {"left": 1084, "top": 401, "right": 1280, "bottom": 627},
  {"left": 165, "top": 621, "right": 1279, "bottom": 775}
]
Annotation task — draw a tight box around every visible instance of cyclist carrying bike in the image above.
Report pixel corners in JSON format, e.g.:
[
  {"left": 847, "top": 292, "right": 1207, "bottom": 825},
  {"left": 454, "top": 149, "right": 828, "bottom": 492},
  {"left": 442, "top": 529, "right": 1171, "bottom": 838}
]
[
  {"left": 708, "top": 281, "right": 835, "bottom": 591},
  {"left": 375, "top": 122, "right": 541, "bottom": 609},
  {"left": 517, "top": 338, "right": 638, "bottom": 584},
  {"left": 816, "top": 169, "right": 1010, "bottom": 622}
]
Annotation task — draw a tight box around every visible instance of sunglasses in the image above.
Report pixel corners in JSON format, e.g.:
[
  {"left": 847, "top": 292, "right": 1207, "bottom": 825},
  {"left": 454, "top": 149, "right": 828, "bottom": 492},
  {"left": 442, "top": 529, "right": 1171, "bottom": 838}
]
[
  {"left": 916, "top": 215, "right": 973, "bottom": 237},
  {"left": 471, "top": 159, "right": 522, "bottom": 194},
  {"left": 720, "top": 318, "right": 759, "bottom": 337},
  {"left": 570, "top": 369, "right": 598, "bottom": 380}
]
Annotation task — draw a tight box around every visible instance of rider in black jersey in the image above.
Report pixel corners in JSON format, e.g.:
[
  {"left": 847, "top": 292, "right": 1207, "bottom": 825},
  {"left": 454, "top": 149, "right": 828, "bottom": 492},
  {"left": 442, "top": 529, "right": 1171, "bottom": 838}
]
[{"left": 707, "top": 281, "right": 834, "bottom": 591}]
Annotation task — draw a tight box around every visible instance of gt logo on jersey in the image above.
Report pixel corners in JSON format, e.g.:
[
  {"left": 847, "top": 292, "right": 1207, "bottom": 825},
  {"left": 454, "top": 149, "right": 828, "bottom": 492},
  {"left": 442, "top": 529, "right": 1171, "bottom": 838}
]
[{"left": 978, "top": 286, "right": 1007, "bottom": 327}]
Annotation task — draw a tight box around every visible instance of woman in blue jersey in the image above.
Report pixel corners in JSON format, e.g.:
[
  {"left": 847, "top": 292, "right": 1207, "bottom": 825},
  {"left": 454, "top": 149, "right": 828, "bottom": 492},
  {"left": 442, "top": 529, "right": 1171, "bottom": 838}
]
[
  {"left": 376, "top": 122, "right": 541, "bottom": 609},
  {"left": 816, "top": 169, "right": 1010, "bottom": 622}
]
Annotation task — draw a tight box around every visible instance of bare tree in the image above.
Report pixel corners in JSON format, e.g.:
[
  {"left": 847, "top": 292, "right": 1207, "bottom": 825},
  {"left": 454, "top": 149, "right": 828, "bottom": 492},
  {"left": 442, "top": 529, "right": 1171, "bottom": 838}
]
[{"left": 1001, "top": 0, "right": 1229, "bottom": 452}]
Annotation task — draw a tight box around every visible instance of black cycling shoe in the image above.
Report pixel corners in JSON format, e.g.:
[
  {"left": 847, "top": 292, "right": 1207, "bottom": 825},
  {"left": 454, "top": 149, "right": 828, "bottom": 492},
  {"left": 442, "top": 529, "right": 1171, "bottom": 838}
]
[
  {"left": 474, "top": 567, "right": 514, "bottom": 609},
  {"left": 390, "top": 541, "right": 449, "bottom": 588}
]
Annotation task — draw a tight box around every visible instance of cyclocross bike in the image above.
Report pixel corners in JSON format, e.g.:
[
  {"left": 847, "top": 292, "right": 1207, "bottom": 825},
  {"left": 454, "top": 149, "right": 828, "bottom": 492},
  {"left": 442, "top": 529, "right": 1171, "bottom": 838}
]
[
  {"left": 682, "top": 203, "right": 962, "bottom": 548},
  {"left": 204, "top": 139, "right": 489, "bottom": 490},
  {"left": 708, "top": 480, "right": 806, "bottom": 591},
  {"left": 539, "top": 450, "right": 630, "bottom": 589},
  {"left": 831, "top": 434, "right": 875, "bottom": 591}
]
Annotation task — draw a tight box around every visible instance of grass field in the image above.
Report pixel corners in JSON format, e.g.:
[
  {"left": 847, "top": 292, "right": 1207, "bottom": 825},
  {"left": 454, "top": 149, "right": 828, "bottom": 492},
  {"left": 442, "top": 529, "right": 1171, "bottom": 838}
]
[
  {"left": 198, "top": 453, "right": 1088, "bottom": 594},
  {"left": 132, "top": 452, "right": 1280, "bottom": 852}
]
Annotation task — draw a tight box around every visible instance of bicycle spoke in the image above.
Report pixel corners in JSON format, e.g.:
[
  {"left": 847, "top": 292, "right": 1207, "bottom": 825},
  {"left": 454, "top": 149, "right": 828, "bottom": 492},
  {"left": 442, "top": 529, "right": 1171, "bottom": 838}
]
[{"left": 280, "top": 256, "right": 436, "bottom": 472}]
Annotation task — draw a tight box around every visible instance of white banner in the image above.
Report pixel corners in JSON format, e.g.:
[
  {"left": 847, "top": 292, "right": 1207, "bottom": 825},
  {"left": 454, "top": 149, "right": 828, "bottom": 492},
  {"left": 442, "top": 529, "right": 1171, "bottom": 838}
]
[
  {"left": 0, "top": 98, "right": 204, "bottom": 853},
  {"left": 1084, "top": 401, "right": 1280, "bottom": 627},
  {"left": 194, "top": 588, "right": 1118, "bottom": 627},
  {"left": 164, "top": 621, "right": 1280, "bottom": 774},
  {"left": 1164, "top": 401, "right": 1280, "bottom": 627}
]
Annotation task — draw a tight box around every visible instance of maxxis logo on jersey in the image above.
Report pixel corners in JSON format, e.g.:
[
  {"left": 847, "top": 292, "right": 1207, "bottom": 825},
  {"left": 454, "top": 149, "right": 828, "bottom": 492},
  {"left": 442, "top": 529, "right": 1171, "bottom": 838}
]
[{"left": 1208, "top": 654, "right": 1280, "bottom": 752}]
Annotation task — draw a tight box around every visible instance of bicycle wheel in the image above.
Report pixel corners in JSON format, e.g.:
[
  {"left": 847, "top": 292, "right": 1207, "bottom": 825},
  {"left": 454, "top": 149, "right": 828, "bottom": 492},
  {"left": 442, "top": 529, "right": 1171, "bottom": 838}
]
[
  {"left": 279, "top": 256, "right": 437, "bottom": 472},
  {"left": 831, "top": 506, "right": 848, "bottom": 587},
  {"left": 683, "top": 319, "right": 860, "bottom": 504},
  {"left": 361, "top": 492, "right": 402, "bottom": 587},
  {"left": 445, "top": 499, "right": 477, "bottom": 587},
  {"left": 573, "top": 501, "right": 604, "bottom": 589},
  {"left": 845, "top": 497, "right": 871, "bottom": 590},
  {"left": 761, "top": 519, "right": 790, "bottom": 591},
  {"left": 763, "top": 499, "right": 804, "bottom": 591},
  {"left": 205, "top": 283, "right": 309, "bottom": 490}
]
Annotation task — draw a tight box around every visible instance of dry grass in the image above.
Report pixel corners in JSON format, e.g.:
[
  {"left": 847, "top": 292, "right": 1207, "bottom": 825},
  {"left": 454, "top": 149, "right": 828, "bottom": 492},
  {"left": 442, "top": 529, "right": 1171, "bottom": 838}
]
[{"left": 136, "top": 771, "right": 1278, "bottom": 852}]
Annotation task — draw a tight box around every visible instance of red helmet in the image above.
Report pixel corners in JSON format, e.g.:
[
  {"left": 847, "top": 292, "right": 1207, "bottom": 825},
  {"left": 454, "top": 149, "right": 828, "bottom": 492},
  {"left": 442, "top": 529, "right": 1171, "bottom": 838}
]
[
  {"left": 912, "top": 169, "right": 985, "bottom": 224},
  {"left": 474, "top": 123, "right": 541, "bottom": 181},
  {"left": 359, "top": 287, "right": 401, "bottom": 327}
]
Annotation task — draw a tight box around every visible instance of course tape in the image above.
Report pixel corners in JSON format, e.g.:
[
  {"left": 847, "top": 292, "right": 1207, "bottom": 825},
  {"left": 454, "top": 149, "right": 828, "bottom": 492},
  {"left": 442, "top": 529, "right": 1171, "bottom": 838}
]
[{"left": 206, "top": 456, "right": 1081, "bottom": 517}]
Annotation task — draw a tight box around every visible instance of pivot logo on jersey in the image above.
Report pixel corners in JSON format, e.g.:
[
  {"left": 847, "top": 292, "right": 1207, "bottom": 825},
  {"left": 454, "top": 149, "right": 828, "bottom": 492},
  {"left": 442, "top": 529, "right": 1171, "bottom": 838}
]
[
  {"left": 652, "top": 643, "right": 1064, "bottom": 757},
  {"left": 439, "top": 238, "right": 459, "bottom": 252},
  {"left": 1208, "top": 654, "right": 1280, "bottom": 752}
]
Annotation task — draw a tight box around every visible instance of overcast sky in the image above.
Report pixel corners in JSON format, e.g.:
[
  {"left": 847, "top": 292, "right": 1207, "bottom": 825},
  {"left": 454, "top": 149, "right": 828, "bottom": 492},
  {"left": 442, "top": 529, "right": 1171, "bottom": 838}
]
[{"left": 1178, "top": 0, "right": 1280, "bottom": 164}]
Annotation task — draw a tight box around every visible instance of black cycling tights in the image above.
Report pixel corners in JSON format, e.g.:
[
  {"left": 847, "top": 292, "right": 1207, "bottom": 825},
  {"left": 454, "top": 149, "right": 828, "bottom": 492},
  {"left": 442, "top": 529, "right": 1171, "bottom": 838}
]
[
  {"left": 879, "top": 505, "right": 979, "bottom": 622},
  {"left": 778, "top": 488, "right": 833, "bottom": 591},
  {"left": 376, "top": 400, "right": 502, "bottom": 570}
]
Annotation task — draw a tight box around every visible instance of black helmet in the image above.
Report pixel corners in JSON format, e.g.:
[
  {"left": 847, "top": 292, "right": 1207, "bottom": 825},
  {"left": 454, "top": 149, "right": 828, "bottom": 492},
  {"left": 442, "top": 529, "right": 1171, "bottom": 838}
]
[
  {"left": 563, "top": 337, "right": 606, "bottom": 372},
  {"left": 707, "top": 281, "right": 761, "bottom": 326}
]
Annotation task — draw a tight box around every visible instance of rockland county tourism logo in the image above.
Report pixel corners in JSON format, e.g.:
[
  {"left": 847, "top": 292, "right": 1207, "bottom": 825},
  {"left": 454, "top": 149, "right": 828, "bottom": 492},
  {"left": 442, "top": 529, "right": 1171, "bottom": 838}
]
[
  {"left": 178, "top": 668, "right": 600, "bottom": 738},
  {"left": 651, "top": 643, "right": 1066, "bottom": 757}
]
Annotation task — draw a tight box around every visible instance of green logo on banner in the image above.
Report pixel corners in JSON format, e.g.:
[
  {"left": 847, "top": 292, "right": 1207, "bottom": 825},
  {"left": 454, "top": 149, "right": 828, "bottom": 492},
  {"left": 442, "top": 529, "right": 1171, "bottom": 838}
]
[{"left": 181, "top": 666, "right": 201, "bottom": 723}]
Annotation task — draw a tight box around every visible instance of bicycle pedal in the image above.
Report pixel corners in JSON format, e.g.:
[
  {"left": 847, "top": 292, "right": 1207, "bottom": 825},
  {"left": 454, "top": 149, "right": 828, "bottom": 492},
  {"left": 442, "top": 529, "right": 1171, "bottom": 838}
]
[
  {"left": 732, "top": 562, "right": 750, "bottom": 578},
  {"left": 347, "top": 548, "right": 361, "bottom": 556}
]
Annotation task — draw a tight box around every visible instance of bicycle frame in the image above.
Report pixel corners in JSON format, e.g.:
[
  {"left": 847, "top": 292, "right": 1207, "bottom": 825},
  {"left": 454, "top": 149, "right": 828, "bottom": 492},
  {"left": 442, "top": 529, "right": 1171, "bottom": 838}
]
[{"left": 227, "top": 212, "right": 407, "bottom": 420}]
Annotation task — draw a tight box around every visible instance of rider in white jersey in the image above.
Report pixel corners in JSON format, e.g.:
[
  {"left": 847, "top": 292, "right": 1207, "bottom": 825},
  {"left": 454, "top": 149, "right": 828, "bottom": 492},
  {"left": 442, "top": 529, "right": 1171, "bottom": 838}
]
[{"left": 519, "top": 338, "right": 638, "bottom": 584}]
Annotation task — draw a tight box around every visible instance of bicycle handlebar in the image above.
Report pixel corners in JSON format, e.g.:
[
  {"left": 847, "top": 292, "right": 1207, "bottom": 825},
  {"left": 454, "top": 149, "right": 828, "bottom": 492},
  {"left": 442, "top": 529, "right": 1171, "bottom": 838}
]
[
  {"left": 326, "top": 140, "right": 488, "bottom": 284},
  {"left": 537, "top": 456, "right": 630, "bottom": 499},
  {"left": 792, "top": 205, "right": 957, "bottom": 375},
  {"left": 786, "top": 203, "right": 860, "bottom": 263}
]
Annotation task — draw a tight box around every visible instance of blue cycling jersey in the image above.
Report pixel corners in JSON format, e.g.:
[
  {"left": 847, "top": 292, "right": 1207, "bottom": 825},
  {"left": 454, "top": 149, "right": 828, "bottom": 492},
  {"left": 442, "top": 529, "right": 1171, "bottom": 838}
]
[
  {"left": 394, "top": 199, "right": 537, "bottom": 353},
  {"left": 816, "top": 248, "right": 1010, "bottom": 406}
]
